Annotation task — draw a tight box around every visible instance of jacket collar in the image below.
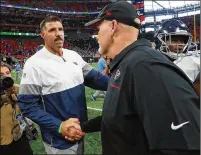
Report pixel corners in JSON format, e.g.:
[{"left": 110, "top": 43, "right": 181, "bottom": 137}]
[{"left": 109, "top": 39, "right": 152, "bottom": 71}]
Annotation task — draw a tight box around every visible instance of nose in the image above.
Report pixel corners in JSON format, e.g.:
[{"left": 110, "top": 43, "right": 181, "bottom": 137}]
[
  {"left": 56, "top": 30, "right": 61, "bottom": 36},
  {"left": 55, "top": 28, "right": 63, "bottom": 36}
]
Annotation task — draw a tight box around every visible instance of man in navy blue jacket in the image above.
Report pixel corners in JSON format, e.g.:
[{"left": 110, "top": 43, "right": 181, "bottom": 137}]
[{"left": 18, "top": 15, "right": 109, "bottom": 154}]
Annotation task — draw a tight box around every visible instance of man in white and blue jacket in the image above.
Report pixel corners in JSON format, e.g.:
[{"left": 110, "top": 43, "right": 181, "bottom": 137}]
[{"left": 18, "top": 15, "right": 109, "bottom": 154}]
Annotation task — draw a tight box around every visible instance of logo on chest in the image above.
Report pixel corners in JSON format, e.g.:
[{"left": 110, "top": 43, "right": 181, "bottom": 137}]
[
  {"left": 114, "top": 69, "right": 121, "bottom": 80},
  {"left": 73, "top": 62, "right": 78, "bottom": 65}
]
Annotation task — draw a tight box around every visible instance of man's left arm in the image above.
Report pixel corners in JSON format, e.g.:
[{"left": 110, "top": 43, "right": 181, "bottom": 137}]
[
  {"left": 72, "top": 51, "right": 109, "bottom": 90},
  {"left": 83, "top": 63, "right": 109, "bottom": 91}
]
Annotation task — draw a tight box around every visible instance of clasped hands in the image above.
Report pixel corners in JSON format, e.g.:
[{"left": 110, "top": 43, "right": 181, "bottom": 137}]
[{"left": 61, "top": 118, "right": 85, "bottom": 142}]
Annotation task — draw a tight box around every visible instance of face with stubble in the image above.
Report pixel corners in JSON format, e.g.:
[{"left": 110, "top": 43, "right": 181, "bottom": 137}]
[{"left": 40, "top": 21, "right": 64, "bottom": 54}]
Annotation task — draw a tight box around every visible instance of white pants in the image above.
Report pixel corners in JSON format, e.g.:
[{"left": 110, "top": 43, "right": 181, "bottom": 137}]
[
  {"left": 43, "top": 142, "right": 78, "bottom": 154},
  {"left": 93, "top": 90, "right": 106, "bottom": 98}
]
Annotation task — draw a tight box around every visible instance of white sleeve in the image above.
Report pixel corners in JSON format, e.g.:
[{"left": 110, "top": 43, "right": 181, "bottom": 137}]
[
  {"left": 19, "top": 59, "right": 42, "bottom": 95},
  {"left": 174, "top": 57, "right": 200, "bottom": 82}
]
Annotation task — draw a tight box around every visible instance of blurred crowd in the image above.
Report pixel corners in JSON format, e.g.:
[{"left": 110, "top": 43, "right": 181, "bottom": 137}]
[
  {"left": 1, "top": 37, "right": 99, "bottom": 60},
  {"left": 0, "top": 0, "right": 200, "bottom": 61},
  {"left": 145, "top": 2, "right": 200, "bottom": 12},
  {"left": 2, "top": 0, "right": 107, "bottom": 12}
]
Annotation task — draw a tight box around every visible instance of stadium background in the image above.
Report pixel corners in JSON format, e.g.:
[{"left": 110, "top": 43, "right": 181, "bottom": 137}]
[{"left": 1, "top": 0, "right": 200, "bottom": 154}]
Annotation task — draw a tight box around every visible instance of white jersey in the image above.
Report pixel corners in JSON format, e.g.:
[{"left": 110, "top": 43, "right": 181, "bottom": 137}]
[{"left": 174, "top": 55, "right": 200, "bottom": 82}]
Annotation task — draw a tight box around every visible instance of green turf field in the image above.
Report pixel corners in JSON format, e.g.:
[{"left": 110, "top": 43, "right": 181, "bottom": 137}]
[{"left": 12, "top": 63, "right": 103, "bottom": 154}]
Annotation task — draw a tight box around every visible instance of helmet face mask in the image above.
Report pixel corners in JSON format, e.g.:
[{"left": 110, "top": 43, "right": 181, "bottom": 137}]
[{"left": 156, "top": 19, "right": 192, "bottom": 60}]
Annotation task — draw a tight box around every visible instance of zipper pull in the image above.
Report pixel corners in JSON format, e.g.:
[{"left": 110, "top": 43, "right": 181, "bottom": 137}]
[{"left": 61, "top": 57, "right": 66, "bottom": 62}]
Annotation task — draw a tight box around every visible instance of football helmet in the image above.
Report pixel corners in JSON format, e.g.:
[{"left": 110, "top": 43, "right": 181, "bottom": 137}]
[{"left": 155, "top": 19, "right": 192, "bottom": 60}]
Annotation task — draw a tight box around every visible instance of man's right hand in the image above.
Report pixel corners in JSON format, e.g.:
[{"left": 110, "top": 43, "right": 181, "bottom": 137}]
[{"left": 61, "top": 118, "right": 85, "bottom": 141}]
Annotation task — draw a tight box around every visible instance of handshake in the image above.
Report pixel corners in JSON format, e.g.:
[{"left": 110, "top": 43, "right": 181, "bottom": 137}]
[{"left": 61, "top": 118, "right": 85, "bottom": 142}]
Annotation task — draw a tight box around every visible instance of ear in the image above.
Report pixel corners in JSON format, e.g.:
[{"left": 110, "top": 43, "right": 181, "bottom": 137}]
[
  {"left": 111, "top": 20, "right": 118, "bottom": 36},
  {"left": 40, "top": 32, "right": 45, "bottom": 39}
]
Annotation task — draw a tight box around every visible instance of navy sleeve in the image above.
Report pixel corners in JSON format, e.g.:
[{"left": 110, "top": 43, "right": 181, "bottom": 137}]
[
  {"left": 73, "top": 52, "right": 109, "bottom": 91},
  {"left": 84, "top": 68, "right": 109, "bottom": 91},
  {"left": 82, "top": 63, "right": 109, "bottom": 91}
]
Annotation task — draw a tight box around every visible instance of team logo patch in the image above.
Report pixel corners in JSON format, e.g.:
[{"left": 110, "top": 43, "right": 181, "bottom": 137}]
[
  {"left": 73, "top": 62, "right": 78, "bottom": 65},
  {"left": 106, "top": 11, "right": 112, "bottom": 16},
  {"left": 23, "top": 73, "right": 26, "bottom": 78},
  {"left": 114, "top": 69, "right": 120, "bottom": 80}
]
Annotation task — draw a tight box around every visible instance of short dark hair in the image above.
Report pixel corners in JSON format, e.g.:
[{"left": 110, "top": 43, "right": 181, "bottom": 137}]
[
  {"left": 1, "top": 62, "right": 12, "bottom": 72},
  {"left": 40, "top": 15, "right": 62, "bottom": 31}
]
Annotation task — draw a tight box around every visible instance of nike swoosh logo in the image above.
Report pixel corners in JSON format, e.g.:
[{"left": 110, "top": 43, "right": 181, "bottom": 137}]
[{"left": 171, "top": 121, "right": 189, "bottom": 130}]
